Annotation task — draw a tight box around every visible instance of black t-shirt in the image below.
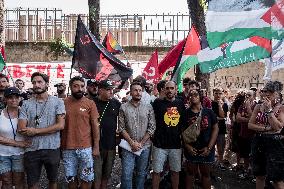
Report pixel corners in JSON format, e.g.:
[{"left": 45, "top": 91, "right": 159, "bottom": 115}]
[
  {"left": 152, "top": 98, "right": 186, "bottom": 149},
  {"left": 184, "top": 108, "right": 217, "bottom": 149},
  {"left": 94, "top": 97, "right": 121, "bottom": 150},
  {"left": 211, "top": 101, "right": 228, "bottom": 134}
]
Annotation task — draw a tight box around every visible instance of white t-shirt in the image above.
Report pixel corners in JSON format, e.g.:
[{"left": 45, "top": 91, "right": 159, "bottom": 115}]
[{"left": 0, "top": 111, "right": 25, "bottom": 156}]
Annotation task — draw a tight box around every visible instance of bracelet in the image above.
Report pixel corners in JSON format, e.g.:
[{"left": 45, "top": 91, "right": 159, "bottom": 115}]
[{"left": 207, "top": 146, "right": 212, "bottom": 151}]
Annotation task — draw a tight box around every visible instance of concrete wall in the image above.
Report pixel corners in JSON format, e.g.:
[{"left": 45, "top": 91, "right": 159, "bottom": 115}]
[{"left": 5, "top": 42, "right": 284, "bottom": 92}]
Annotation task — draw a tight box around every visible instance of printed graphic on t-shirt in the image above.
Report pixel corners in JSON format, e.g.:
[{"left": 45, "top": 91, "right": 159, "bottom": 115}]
[{"left": 164, "top": 107, "right": 180, "bottom": 127}]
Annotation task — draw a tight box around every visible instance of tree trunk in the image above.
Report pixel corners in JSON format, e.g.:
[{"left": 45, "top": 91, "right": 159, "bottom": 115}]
[
  {"left": 0, "top": 0, "right": 5, "bottom": 46},
  {"left": 187, "top": 0, "right": 210, "bottom": 90},
  {"left": 88, "top": 0, "right": 100, "bottom": 41}
]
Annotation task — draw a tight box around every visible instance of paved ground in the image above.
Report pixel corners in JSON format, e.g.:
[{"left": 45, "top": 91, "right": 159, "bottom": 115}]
[{"left": 38, "top": 155, "right": 255, "bottom": 189}]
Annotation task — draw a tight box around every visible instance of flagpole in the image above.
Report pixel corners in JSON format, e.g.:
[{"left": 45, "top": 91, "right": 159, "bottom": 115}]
[
  {"left": 6, "top": 68, "right": 15, "bottom": 85},
  {"left": 67, "top": 66, "right": 74, "bottom": 96}
]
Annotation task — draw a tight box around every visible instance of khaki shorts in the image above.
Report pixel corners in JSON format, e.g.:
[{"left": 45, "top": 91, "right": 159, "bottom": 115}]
[
  {"left": 152, "top": 146, "right": 182, "bottom": 173},
  {"left": 93, "top": 149, "right": 116, "bottom": 180}
]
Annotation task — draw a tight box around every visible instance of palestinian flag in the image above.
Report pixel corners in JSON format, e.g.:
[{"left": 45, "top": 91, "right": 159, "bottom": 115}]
[
  {"left": 158, "top": 39, "right": 187, "bottom": 78},
  {"left": 72, "top": 16, "right": 133, "bottom": 86},
  {"left": 171, "top": 27, "right": 201, "bottom": 92},
  {"left": 206, "top": 0, "right": 282, "bottom": 49},
  {"left": 0, "top": 45, "right": 6, "bottom": 72},
  {"left": 102, "top": 31, "right": 124, "bottom": 54},
  {"left": 198, "top": 36, "right": 271, "bottom": 73}
]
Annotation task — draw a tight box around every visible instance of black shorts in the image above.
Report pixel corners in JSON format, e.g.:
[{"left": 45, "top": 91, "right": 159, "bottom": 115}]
[
  {"left": 251, "top": 135, "right": 266, "bottom": 177},
  {"left": 238, "top": 137, "right": 252, "bottom": 158},
  {"left": 251, "top": 135, "right": 284, "bottom": 182},
  {"left": 265, "top": 136, "right": 284, "bottom": 182},
  {"left": 231, "top": 122, "right": 240, "bottom": 153},
  {"left": 24, "top": 149, "right": 60, "bottom": 186}
]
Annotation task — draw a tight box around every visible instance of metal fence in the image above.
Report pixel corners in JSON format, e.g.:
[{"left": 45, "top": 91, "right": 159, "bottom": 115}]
[{"left": 5, "top": 8, "right": 191, "bottom": 46}]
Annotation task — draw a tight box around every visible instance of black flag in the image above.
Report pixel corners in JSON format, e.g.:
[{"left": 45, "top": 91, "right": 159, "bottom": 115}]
[{"left": 72, "top": 16, "right": 133, "bottom": 86}]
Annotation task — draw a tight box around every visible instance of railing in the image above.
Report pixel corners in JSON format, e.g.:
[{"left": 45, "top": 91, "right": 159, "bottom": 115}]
[{"left": 5, "top": 8, "right": 191, "bottom": 46}]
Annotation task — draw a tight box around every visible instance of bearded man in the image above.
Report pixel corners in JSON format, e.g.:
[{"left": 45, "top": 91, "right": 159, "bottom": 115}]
[{"left": 61, "top": 76, "right": 100, "bottom": 189}]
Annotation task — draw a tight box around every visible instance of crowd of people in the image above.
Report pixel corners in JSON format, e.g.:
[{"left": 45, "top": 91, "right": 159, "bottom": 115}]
[{"left": 0, "top": 72, "right": 283, "bottom": 189}]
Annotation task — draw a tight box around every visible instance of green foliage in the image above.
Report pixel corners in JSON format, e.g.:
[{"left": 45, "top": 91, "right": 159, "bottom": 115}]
[{"left": 49, "top": 38, "right": 73, "bottom": 59}]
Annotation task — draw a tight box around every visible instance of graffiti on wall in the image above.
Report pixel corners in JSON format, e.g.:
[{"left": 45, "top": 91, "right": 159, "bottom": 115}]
[{"left": 211, "top": 74, "right": 263, "bottom": 89}]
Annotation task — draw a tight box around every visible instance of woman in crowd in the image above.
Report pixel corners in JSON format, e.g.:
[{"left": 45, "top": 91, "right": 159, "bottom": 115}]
[
  {"left": 229, "top": 92, "right": 246, "bottom": 171},
  {"left": 0, "top": 87, "right": 30, "bottom": 189},
  {"left": 248, "top": 81, "right": 284, "bottom": 189},
  {"left": 236, "top": 90, "right": 255, "bottom": 179},
  {"left": 183, "top": 89, "right": 219, "bottom": 189}
]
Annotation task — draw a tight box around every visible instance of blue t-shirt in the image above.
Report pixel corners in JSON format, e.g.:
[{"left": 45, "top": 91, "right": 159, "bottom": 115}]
[{"left": 19, "top": 96, "right": 65, "bottom": 152}]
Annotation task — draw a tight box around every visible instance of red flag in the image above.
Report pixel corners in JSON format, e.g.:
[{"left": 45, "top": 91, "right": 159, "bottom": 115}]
[
  {"left": 158, "top": 39, "right": 187, "bottom": 77},
  {"left": 142, "top": 50, "right": 159, "bottom": 83}
]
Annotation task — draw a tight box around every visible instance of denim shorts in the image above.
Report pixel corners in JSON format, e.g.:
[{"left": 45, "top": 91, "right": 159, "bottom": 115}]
[
  {"left": 152, "top": 146, "right": 182, "bottom": 173},
  {"left": 0, "top": 155, "right": 24, "bottom": 174},
  {"left": 62, "top": 147, "right": 94, "bottom": 182}
]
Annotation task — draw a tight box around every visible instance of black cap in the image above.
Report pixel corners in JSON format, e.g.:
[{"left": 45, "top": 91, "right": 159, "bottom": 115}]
[
  {"left": 54, "top": 83, "right": 66, "bottom": 87},
  {"left": 4, "top": 87, "right": 21, "bottom": 97},
  {"left": 87, "top": 79, "right": 98, "bottom": 86},
  {"left": 98, "top": 79, "right": 114, "bottom": 89}
]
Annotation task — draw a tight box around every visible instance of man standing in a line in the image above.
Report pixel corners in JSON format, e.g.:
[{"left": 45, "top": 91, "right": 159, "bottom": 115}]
[
  {"left": 93, "top": 80, "right": 121, "bottom": 189},
  {"left": 152, "top": 81, "right": 185, "bottom": 189},
  {"left": 18, "top": 72, "right": 66, "bottom": 189},
  {"left": 118, "top": 82, "right": 156, "bottom": 189},
  {"left": 61, "top": 76, "right": 100, "bottom": 189}
]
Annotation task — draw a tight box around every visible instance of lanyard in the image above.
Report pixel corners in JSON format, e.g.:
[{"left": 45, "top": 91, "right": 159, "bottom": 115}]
[
  {"left": 35, "top": 97, "right": 49, "bottom": 127},
  {"left": 6, "top": 107, "right": 18, "bottom": 140},
  {"left": 99, "top": 101, "right": 110, "bottom": 124}
]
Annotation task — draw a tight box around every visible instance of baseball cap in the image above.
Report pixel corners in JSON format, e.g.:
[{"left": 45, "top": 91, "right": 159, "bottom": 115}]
[
  {"left": 87, "top": 79, "right": 98, "bottom": 86},
  {"left": 4, "top": 87, "right": 21, "bottom": 97},
  {"left": 98, "top": 79, "right": 114, "bottom": 89}
]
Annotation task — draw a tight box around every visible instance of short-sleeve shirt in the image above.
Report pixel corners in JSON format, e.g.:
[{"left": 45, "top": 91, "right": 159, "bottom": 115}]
[
  {"left": 94, "top": 97, "right": 121, "bottom": 150},
  {"left": 212, "top": 101, "right": 228, "bottom": 135},
  {"left": 61, "top": 96, "right": 99, "bottom": 149},
  {"left": 184, "top": 108, "right": 217, "bottom": 150},
  {"left": 19, "top": 96, "right": 65, "bottom": 152},
  {"left": 152, "top": 98, "right": 185, "bottom": 149}
]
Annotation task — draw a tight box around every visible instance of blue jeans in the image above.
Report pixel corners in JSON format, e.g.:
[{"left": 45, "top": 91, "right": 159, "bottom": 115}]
[{"left": 120, "top": 147, "right": 150, "bottom": 189}]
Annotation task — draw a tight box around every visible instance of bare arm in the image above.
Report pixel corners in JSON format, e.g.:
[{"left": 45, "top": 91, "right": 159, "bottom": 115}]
[
  {"left": 267, "top": 106, "right": 284, "bottom": 131},
  {"left": 218, "top": 102, "right": 225, "bottom": 118},
  {"left": 0, "top": 135, "right": 28, "bottom": 147},
  {"left": 91, "top": 118, "right": 100, "bottom": 155},
  {"left": 236, "top": 112, "right": 249, "bottom": 123},
  {"left": 208, "top": 123, "right": 219, "bottom": 150},
  {"left": 18, "top": 114, "right": 65, "bottom": 136}
]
